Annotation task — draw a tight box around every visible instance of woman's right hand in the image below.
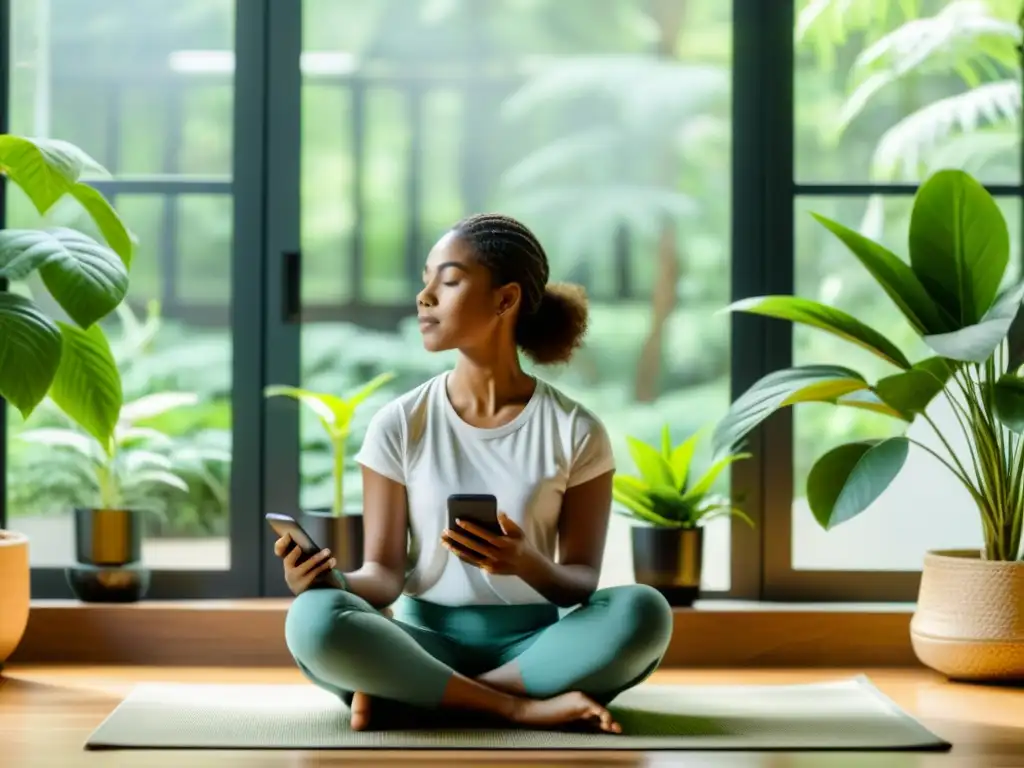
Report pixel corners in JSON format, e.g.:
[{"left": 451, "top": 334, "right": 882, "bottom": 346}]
[{"left": 274, "top": 533, "right": 336, "bottom": 596}]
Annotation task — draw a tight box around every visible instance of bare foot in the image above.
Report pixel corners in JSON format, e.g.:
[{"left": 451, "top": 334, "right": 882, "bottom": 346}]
[
  {"left": 350, "top": 691, "right": 372, "bottom": 731},
  {"left": 512, "top": 691, "right": 621, "bottom": 734}
]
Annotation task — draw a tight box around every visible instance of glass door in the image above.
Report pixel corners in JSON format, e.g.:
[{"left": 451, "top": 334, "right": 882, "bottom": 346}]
[
  {"left": 2, "top": 0, "right": 267, "bottom": 597},
  {"left": 262, "top": 0, "right": 737, "bottom": 597}
]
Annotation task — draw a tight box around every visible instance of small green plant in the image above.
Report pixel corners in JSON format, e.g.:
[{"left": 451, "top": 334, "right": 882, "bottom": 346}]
[
  {"left": 265, "top": 372, "right": 396, "bottom": 516},
  {"left": 715, "top": 169, "right": 1024, "bottom": 561},
  {"left": 612, "top": 424, "right": 754, "bottom": 529},
  {"left": 12, "top": 392, "right": 229, "bottom": 518},
  {"left": 0, "top": 134, "right": 134, "bottom": 454}
]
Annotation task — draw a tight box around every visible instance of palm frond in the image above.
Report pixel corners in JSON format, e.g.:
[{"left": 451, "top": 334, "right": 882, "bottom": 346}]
[
  {"left": 833, "top": 1, "right": 1020, "bottom": 135},
  {"left": 871, "top": 80, "right": 1020, "bottom": 181},
  {"left": 795, "top": 0, "right": 920, "bottom": 69},
  {"left": 500, "top": 126, "right": 621, "bottom": 192},
  {"left": 502, "top": 55, "right": 728, "bottom": 132},
  {"left": 853, "top": 1, "right": 1019, "bottom": 80}
]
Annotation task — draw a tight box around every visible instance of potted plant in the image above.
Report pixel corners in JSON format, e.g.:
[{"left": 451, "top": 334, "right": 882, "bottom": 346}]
[
  {"left": 715, "top": 168, "right": 1024, "bottom": 680},
  {"left": 13, "top": 391, "right": 229, "bottom": 602},
  {"left": 612, "top": 424, "right": 753, "bottom": 606},
  {"left": 1, "top": 134, "right": 134, "bottom": 666},
  {"left": 264, "top": 372, "right": 395, "bottom": 571}
]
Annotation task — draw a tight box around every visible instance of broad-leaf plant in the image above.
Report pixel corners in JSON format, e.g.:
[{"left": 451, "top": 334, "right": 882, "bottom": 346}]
[
  {"left": 0, "top": 134, "right": 133, "bottom": 455},
  {"left": 715, "top": 169, "right": 1024, "bottom": 561}
]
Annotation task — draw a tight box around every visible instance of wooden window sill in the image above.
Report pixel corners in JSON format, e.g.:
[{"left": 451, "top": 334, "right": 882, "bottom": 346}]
[{"left": 12, "top": 599, "right": 921, "bottom": 668}]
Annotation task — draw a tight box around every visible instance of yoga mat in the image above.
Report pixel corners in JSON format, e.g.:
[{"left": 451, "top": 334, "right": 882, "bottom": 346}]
[{"left": 85, "top": 675, "right": 950, "bottom": 751}]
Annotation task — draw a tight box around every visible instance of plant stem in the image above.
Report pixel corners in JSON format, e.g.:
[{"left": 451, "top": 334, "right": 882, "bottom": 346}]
[
  {"left": 332, "top": 434, "right": 346, "bottom": 517},
  {"left": 951, "top": 368, "right": 986, "bottom": 488},
  {"left": 96, "top": 459, "right": 121, "bottom": 509}
]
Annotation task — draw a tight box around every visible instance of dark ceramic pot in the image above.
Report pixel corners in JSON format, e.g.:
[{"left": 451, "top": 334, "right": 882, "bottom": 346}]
[
  {"left": 65, "top": 562, "right": 151, "bottom": 603},
  {"left": 300, "top": 508, "right": 364, "bottom": 573},
  {"left": 69, "top": 508, "right": 148, "bottom": 603},
  {"left": 630, "top": 525, "right": 703, "bottom": 607}
]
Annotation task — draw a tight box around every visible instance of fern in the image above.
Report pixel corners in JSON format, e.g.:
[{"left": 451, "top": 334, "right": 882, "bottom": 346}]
[
  {"left": 796, "top": 0, "right": 921, "bottom": 70},
  {"left": 872, "top": 80, "right": 1021, "bottom": 181},
  {"left": 837, "top": 1, "right": 1020, "bottom": 133}
]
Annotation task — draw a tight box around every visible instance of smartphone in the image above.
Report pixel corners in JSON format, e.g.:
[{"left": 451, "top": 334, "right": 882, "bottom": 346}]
[
  {"left": 267, "top": 513, "right": 322, "bottom": 561},
  {"left": 266, "top": 513, "right": 344, "bottom": 589},
  {"left": 447, "top": 494, "right": 503, "bottom": 539}
]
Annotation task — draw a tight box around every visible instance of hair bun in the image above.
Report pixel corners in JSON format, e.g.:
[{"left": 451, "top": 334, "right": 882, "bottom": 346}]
[{"left": 515, "top": 282, "right": 589, "bottom": 365}]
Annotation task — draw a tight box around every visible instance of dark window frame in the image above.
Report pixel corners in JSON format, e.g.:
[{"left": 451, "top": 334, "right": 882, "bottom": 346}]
[{"left": 6, "top": 0, "right": 1012, "bottom": 602}]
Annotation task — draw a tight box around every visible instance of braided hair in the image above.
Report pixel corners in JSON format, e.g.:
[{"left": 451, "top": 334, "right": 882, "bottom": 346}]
[{"left": 451, "top": 213, "right": 589, "bottom": 365}]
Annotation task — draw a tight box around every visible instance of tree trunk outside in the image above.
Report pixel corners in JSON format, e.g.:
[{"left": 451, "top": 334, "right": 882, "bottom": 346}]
[{"left": 633, "top": 0, "right": 688, "bottom": 403}]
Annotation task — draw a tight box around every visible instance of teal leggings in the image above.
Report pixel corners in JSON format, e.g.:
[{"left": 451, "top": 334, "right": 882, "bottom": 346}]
[{"left": 285, "top": 584, "right": 673, "bottom": 715}]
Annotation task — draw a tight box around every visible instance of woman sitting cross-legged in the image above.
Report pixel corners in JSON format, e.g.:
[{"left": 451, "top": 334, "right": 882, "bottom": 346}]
[{"left": 274, "top": 213, "right": 674, "bottom": 733}]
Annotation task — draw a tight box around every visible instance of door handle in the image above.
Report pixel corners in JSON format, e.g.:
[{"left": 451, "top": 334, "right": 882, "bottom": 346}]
[{"left": 282, "top": 250, "right": 301, "bottom": 324}]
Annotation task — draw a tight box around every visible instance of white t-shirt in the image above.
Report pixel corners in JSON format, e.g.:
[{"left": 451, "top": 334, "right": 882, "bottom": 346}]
[{"left": 353, "top": 371, "right": 616, "bottom": 606}]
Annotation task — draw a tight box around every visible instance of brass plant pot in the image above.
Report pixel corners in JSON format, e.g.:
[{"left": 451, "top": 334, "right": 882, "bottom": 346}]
[
  {"left": 74, "top": 507, "right": 143, "bottom": 567},
  {"left": 69, "top": 508, "right": 150, "bottom": 603},
  {"left": 910, "top": 549, "right": 1024, "bottom": 681},
  {"left": 300, "top": 508, "right": 364, "bottom": 573},
  {"left": 631, "top": 525, "right": 703, "bottom": 607}
]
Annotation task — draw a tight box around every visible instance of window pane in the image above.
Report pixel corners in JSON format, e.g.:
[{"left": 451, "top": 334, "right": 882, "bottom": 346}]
[
  {"left": 792, "top": 194, "right": 1022, "bottom": 571},
  {"left": 794, "top": 0, "right": 1022, "bottom": 184},
  {"left": 5, "top": 0, "right": 235, "bottom": 571},
  {"left": 297, "top": 0, "right": 734, "bottom": 591}
]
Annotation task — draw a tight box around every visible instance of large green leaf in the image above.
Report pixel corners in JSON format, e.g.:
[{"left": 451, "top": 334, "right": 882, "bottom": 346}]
[
  {"left": 922, "top": 280, "right": 1024, "bottom": 363},
  {"left": 834, "top": 389, "right": 909, "bottom": 420},
  {"left": 811, "top": 212, "right": 953, "bottom": 335},
  {"left": 48, "top": 322, "right": 124, "bottom": 454},
  {"left": 120, "top": 392, "right": 199, "bottom": 424},
  {"left": 612, "top": 475, "right": 679, "bottom": 527},
  {"left": 35, "top": 227, "right": 129, "bottom": 328},
  {"left": 668, "top": 429, "right": 701, "bottom": 491},
  {"left": 265, "top": 385, "right": 353, "bottom": 437},
  {"left": 345, "top": 371, "right": 397, "bottom": 410},
  {"left": 725, "top": 295, "right": 911, "bottom": 369},
  {"left": 713, "top": 365, "right": 870, "bottom": 456},
  {"left": 16, "top": 427, "right": 104, "bottom": 461},
  {"left": 992, "top": 374, "right": 1024, "bottom": 433},
  {"left": 1006, "top": 298, "right": 1024, "bottom": 373},
  {"left": 874, "top": 357, "right": 954, "bottom": 417},
  {"left": 682, "top": 452, "right": 751, "bottom": 503},
  {"left": 909, "top": 169, "right": 1009, "bottom": 326},
  {"left": 0, "top": 230, "right": 61, "bottom": 280},
  {"left": 806, "top": 437, "right": 910, "bottom": 530},
  {"left": 0, "top": 135, "right": 106, "bottom": 213},
  {"left": 265, "top": 373, "right": 395, "bottom": 439},
  {"left": 0, "top": 293, "right": 62, "bottom": 418},
  {"left": 626, "top": 436, "right": 675, "bottom": 487},
  {"left": 69, "top": 182, "right": 134, "bottom": 268}
]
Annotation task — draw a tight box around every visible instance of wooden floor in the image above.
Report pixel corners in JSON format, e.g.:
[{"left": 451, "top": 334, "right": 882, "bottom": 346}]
[{"left": 2, "top": 665, "right": 1023, "bottom": 767}]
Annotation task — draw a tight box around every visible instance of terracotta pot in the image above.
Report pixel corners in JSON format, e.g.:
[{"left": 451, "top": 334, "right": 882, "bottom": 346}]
[
  {"left": 0, "top": 530, "right": 30, "bottom": 671},
  {"left": 910, "top": 549, "right": 1024, "bottom": 681},
  {"left": 631, "top": 525, "right": 702, "bottom": 607}
]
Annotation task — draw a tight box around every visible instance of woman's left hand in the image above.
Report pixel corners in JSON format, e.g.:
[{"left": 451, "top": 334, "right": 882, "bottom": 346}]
[{"left": 442, "top": 513, "right": 541, "bottom": 576}]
